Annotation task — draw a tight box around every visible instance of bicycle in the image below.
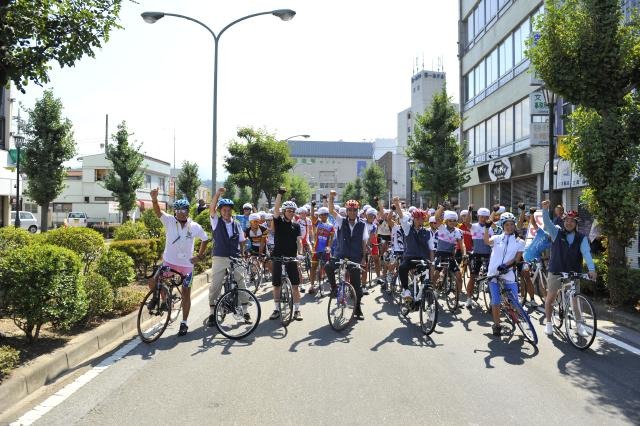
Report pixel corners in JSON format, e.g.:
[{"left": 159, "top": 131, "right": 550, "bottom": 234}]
[
  {"left": 327, "top": 258, "right": 360, "bottom": 331},
  {"left": 271, "top": 256, "right": 301, "bottom": 327},
  {"left": 211, "top": 256, "right": 261, "bottom": 339},
  {"left": 551, "top": 272, "right": 597, "bottom": 350},
  {"left": 312, "top": 251, "right": 331, "bottom": 298},
  {"left": 400, "top": 259, "right": 438, "bottom": 336},
  {"left": 137, "top": 266, "right": 186, "bottom": 343},
  {"left": 483, "top": 273, "right": 538, "bottom": 345},
  {"left": 521, "top": 258, "right": 547, "bottom": 306},
  {"left": 381, "top": 249, "right": 401, "bottom": 295},
  {"left": 434, "top": 257, "right": 460, "bottom": 313},
  {"left": 246, "top": 254, "right": 263, "bottom": 294}
]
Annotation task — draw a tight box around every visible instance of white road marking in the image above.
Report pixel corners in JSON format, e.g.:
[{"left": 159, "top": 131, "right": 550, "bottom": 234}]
[{"left": 11, "top": 290, "right": 210, "bottom": 426}]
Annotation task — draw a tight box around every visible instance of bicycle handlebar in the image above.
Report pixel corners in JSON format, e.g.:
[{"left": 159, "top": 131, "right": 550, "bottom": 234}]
[
  {"left": 560, "top": 272, "right": 593, "bottom": 281},
  {"left": 271, "top": 256, "right": 302, "bottom": 263},
  {"left": 333, "top": 258, "right": 363, "bottom": 269}
]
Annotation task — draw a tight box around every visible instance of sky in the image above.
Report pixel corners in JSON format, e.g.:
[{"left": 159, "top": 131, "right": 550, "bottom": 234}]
[{"left": 16, "top": 0, "right": 460, "bottom": 181}]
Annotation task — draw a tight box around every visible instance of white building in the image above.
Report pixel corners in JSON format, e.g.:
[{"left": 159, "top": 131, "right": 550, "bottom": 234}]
[
  {"left": 41, "top": 153, "right": 171, "bottom": 226},
  {"left": 0, "top": 84, "right": 23, "bottom": 228}
]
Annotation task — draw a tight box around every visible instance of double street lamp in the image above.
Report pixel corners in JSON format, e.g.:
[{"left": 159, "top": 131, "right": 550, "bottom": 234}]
[
  {"left": 542, "top": 85, "right": 558, "bottom": 213},
  {"left": 13, "top": 134, "right": 25, "bottom": 228},
  {"left": 141, "top": 8, "right": 296, "bottom": 193}
]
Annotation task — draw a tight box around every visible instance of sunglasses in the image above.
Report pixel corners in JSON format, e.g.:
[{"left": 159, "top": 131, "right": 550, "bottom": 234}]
[
  {"left": 175, "top": 209, "right": 189, "bottom": 214},
  {"left": 284, "top": 209, "right": 295, "bottom": 213},
  {"left": 243, "top": 208, "right": 251, "bottom": 210}
]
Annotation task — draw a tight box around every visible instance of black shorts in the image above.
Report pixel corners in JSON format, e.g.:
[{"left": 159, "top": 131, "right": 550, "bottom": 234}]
[
  {"left": 435, "top": 253, "right": 460, "bottom": 273},
  {"left": 272, "top": 259, "right": 301, "bottom": 287},
  {"left": 470, "top": 253, "right": 491, "bottom": 275},
  {"left": 378, "top": 234, "right": 391, "bottom": 243}
]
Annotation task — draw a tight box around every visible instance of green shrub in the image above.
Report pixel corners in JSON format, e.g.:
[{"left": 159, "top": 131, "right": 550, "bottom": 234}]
[
  {"left": 114, "top": 221, "right": 149, "bottom": 241},
  {"left": 194, "top": 209, "right": 212, "bottom": 235},
  {"left": 606, "top": 266, "right": 640, "bottom": 307},
  {"left": 0, "top": 227, "right": 33, "bottom": 252},
  {"left": 96, "top": 249, "right": 135, "bottom": 289},
  {"left": 113, "top": 286, "right": 147, "bottom": 315},
  {"left": 110, "top": 239, "right": 161, "bottom": 278},
  {"left": 0, "top": 244, "right": 88, "bottom": 341},
  {"left": 141, "top": 209, "right": 163, "bottom": 238},
  {"left": 89, "top": 223, "right": 120, "bottom": 239},
  {"left": 45, "top": 227, "right": 105, "bottom": 273},
  {"left": 0, "top": 346, "right": 20, "bottom": 378},
  {"left": 84, "top": 272, "right": 114, "bottom": 320}
]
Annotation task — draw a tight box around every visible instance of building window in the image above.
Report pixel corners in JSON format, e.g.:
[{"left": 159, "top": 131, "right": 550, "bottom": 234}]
[
  {"left": 53, "top": 203, "right": 73, "bottom": 213},
  {"left": 95, "top": 169, "right": 108, "bottom": 181},
  {"left": 476, "top": 121, "right": 486, "bottom": 157},
  {"left": 487, "top": 49, "right": 498, "bottom": 87},
  {"left": 487, "top": 114, "right": 499, "bottom": 151},
  {"left": 514, "top": 97, "right": 530, "bottom": 140},
  {"left": 498, "top": 34, "right": 514, "bottom": 76},
  {"left": 159, "top": 177, "right": 165, "bottom": 192},
  {"left": 144, "top": 174, "right": 151, "bottom": 188},
  {"left": 465, "top": 72, "right": 475, "bottom": 102},
  {"left": 486, "top": 0, "right": 498, "bottom": 22},
  {"left": 475, "top": 62, "right": 485, "bottom": 95},
  {"left": 23, "top": 202, "right": 38, "bottom": 214},
  {"left": 94, "top": 196, "right": 115, "bottom": 202}
]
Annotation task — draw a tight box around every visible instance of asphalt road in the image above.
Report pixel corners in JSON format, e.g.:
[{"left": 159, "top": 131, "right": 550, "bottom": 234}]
[{"left": 5, "top": 281, "right": 640, "bottom": 425}]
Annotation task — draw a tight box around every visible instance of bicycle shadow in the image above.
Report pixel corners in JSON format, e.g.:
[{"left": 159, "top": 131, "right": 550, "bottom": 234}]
[
  {"left": 289, "top": 324, "right": 351, "bottom": 352},
  {"left": 549, "top": 332, "right": 640, "bottom": 423},
  {"left": 370, "top": 315, "right": 442, "bottom": 351},
  {"left": 371, "top": 294, "right": 400, "bottom": 321},
  {"left": 473, "top": 332, "right": 539, "bottom": 368},
  {"left": 458, "top": 306, "right": 493, "bottom": 332}
]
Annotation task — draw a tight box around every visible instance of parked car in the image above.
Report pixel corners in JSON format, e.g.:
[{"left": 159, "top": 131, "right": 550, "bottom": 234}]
[
  {"left": 65, "top": 212, "right": 88, "bottom": 227},
  {"left": 10, "top": 211, "right": 39, "bottom": 233}
]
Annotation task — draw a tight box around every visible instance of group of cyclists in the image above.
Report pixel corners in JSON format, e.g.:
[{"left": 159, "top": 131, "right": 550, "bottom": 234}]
[{"left": 147, "top": 184, "right": 597, "bottom": 342}]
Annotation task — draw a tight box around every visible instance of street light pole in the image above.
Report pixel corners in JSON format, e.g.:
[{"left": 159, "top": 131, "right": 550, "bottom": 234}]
[
  {"left": 284, "top": 134, "right": 310, "bottom": 141},
  {"left": 542, "top": 86, "right": 558, "bottom": 215},
  {"left": 141, "top": 9, "right": 296, "bottom": 194},
  {"left": 13, "top": 134, "right": 24, "bottom": 228}
]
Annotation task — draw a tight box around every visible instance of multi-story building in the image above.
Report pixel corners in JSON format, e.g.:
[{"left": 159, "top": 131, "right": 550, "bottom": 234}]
[
  {"left": 287, "top": 140, "right": 374, "bottom": 203},
  {"left": 397, "top": 69, "right": 447, "bottom": 202},
  {"left": 40, "top": 153, "right": 170, "bottom": 226},
  {"left": 0, "top": 85, "right": 21, "bottom": 228}
]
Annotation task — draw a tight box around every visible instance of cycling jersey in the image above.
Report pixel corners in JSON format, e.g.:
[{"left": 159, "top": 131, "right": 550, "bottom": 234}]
[
  {"left": 245, "top": 225, "right": 267, "bottom": 252},
  {"left": 391, "top": 224, "right": 405, "bottom": 253},
  {"left": 160, "top": 213, "right": 209, "bottom": 268},
  {"left": 458, "top": 223, "right": 473, "bottom": 252},
  {"left": 297, "top": 216, "right": 312, "bottom": 246},
  {"left": 487, "top": 233, "right": 524, "bottom": 282},
  {"left": 235, "top": 214, "right": 250, "bottom": 232},
  {"left": 470, "top": 223, "right": 494, "bottom": 254},
  {"left": 365, "top": 221, "right": 379, "bottom": 255},
  {"left": 377, "top": 219, "right": 391, "bottom": 237},
  {"left": 435, "top": 224, "right": 463, "bottom": 255},
  {"left": 313, "top": 221, "right": 335, "bottom": 254}
]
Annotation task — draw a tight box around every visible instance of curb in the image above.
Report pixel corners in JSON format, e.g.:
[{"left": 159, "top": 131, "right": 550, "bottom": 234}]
[
  {"left": 0, "top": 269, "right": 211, "bottom": 415},
  {"left": 592, "top": 301, "right": 640, "bottom": 334}
]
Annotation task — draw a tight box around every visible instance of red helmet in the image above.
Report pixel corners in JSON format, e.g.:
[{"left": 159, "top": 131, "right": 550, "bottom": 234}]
[
  {"left": 345, "top": 199, "right": 360, "bottom": 209},
  {"left": 564, "top": 210, "right": 580, "bottom": 221},
  {"left": 412, "top": 209, "right": 427, "bottom": 219}
]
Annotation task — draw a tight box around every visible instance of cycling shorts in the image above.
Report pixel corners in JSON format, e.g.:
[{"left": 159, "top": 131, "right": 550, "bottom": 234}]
[
  {"left": 158, "top": 262, "right": 193, "bottom": 289},
  {"left": 312, "top": 251, "right": 331, "bottom": 263},
  {"left": 489, "top": 281, "right": 518, "bottom": 306},
  {"left": 435, "top": 253, "right": 460, "bottom": 273},
  {"left": 470, "top": 253, "right": 491, "bottom": 276}
]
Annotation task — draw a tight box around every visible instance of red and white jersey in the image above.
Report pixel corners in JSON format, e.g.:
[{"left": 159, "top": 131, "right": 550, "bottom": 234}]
[{"left": 296, "top": 216, "right": 312, "bottom": 245}]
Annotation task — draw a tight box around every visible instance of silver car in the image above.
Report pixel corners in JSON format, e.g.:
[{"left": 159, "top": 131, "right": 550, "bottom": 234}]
[{"left": 10, "top": 211, "right": 39, "bottom": 233}]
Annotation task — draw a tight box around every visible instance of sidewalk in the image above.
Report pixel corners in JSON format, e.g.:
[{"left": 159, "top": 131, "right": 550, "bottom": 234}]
[
  {"left": 0, "top": 269, "right": 211, "bottom": 414},
  {"left": 592, "top": 299, "right": 640, "bottom": 334}
]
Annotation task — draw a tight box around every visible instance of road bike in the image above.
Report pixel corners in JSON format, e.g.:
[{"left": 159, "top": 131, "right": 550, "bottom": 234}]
[
  {"left": 481, "top": 274, "right": 538, "bottom": 345},
  {"left": 311, "top": 251, "right": 331, "bottom": 298},
  {"left": 272, "top": 256, "right": 301, "bottom": 327},
  {"left": 137, "top": 266, "right": 185, "bottom": 343},
  {"left": 552, "top": 272, "right": 597, "bottom": 350},
  {"left": 434, "top": 257, "right": 461, "bottom": 313},
  {"left": 246, "top": 254, "right": 264, "bottom": 294},
  {"left": 211, "top": 256, "right": 261, "bottom": 340},
  {"left": 381, "top": 248, "right": 401, "bottom": 296},
  {"left": 400, "top": 259, "right": 438, "bottom": 336},
  {"left": 327, "top": 258, "right": 360, "bottom": 331}
]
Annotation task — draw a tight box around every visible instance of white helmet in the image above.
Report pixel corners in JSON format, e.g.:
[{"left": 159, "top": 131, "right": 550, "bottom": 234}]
[
  {"left": 317, "top": 207, "right": 330, "bottom": 215},
  {"left": 460, "top": 209, "right": 469, "bottom": 217},
  {"left": 362, "top": 205, "right": 371, "bottom": 212},
  {"left": 258, "top": 211, "right": 266, "bottom": 219},
  {"left": 265, "top": 213, "right": 273, "bottom": 220},
  {"left": 499, "top": 212, "right": 516, "bottom": 226},
  {"left": 249, "top": 213, "right": 260, "bottom": 221},
  {"left": 366, "top": 208, "right": 377, "bottom": 216},
  {"left": 444, "top": 210, "right": 458, "bottom": 221},
  {"left": 282, "top": 201, "right": 297, "bottom": 210},
  {"left": 428, "top": 208, "right": 436, "bottom": 215},
  {"left": 429, "top": 216, "right": 436, "bottom": 223},
  {"left": 497, "top": 205, "right": 506, "bottom": 214},
  {"left": 477, "top": 207, "right": 491, "bottom": 217},
  {"left": 242, "top": 203, "right": 252, "bottom": 210},
  {"left": 338, "top": 207, "right": 347, "bottom": 216},
  {"left": 408, "top": 206, "right": 417, "bottom": 213},
  {"left": 295, "top": 207, "right": 306, "bottom": 214}
]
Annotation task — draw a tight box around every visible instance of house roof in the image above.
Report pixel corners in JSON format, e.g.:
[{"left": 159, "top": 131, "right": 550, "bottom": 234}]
[{"left": 287, "top": 140, "right": 374, "bottom": 159}]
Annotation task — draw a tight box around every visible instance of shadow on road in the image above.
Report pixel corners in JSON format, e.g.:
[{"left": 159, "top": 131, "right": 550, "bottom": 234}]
[
  {"left": 289, "top": 324, "right": 351, "bottom": 353},
  {"left": 370, "top": 313, "right": 442, "bottom": 351},
  {"left": 458, "top": 305, "right": 493, "bottom": 332},
  {"left": 550, "top": 332, "right": 640, "bottom": 423},
  {"left": 473, "top": 332, "right": 539, "bottom": 368}
]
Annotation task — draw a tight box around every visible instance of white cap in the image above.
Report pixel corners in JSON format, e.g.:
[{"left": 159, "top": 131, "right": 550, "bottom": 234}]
[
  {"left": 497, "top": 205, "right": 506, "bottom": 214},
  {"left": 242, "top": 203, "right": 252, "bottom": 209},
  {"left": 444, "top": 210, "right": 458, "bottom": 221},
  {"left": 366, "top": 208, "right": 377, "bottom": 216},
  {"left": 338, "top": 207, "right": 347, "bottom": 216},
  {"left": 477, "top": 207, "right": 491, "bottom": 217},
  {"left": 362, "top": 205, "right": 371, "bottom": 212},
  {"left": 258, "top": 211, "right": 266, "bottom": 219},
  {"left": 408, "top": 206, "right": 417, "bottom": 213},
  {"left": 428, "top": 208, "right": 436, "bottom": 215},
  {"left": 460, "top": 209, "right": 469, "bottom": 217},
  {"left": 249, "top": 213, "right": 260, "bottom": 221},
  {"left": 295, "top": 207, "right": 305, "bottom": 214},
  {"left": 265, "top": 213, "right": 273, "bottom": 220},
  {"left": 429, "top": 216, "right": 436, "bottom": 223},
  {"left": 317, "top": 207, "right": 330, "bottom": 215}
]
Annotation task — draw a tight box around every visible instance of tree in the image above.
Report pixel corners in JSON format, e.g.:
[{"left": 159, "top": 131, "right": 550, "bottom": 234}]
[
  {"left": 406, "top": 86, "right": 469, "bottom": 202},
  {"left": 176, "top": 161, "right": 201, "bottom": 202},
  {"left": 104, "top": 122, "right": 144, "bottom": 223},
  {"left": 528, "top": 0, "right": 640, "bottom": 303},
  {"left": 224, "top": 127, "right": 294, "bottom": 208},
  {"left": 222, "top": 176, "right": 252, "bottom": 209},
  {"left": 361, "top": 164, "right": 387, "bottom": 206},
  {"left": 0, "top": 0, "right": 126, "bottom": 93},
  {"left": 286, "top": 174, "right": 311, "bottom": 206},
  {"left": 342, "top": 177, "right": 364, "bottom": 204},
  {"left": 22, "top": 90, "right": 75, "bottom": 232}
]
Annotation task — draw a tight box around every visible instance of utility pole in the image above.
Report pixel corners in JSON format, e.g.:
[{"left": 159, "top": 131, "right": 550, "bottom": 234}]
[{"left": 105, "top": 114, "right": 109, "bottom": 151}]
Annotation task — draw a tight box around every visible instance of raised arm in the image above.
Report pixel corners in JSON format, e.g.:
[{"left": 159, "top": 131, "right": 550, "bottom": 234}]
[
  {"left": 210, "top": 187, "right": 225, "bottom": 217},
  {"left": 328, "top": 190, "right": 337, "bottom": 217},
  {"left": 150, "top": 188, "right": 162, "bottom": 218},
  {"left": 274, "top": 187, "right": 286, "bottom": 218},
  {"left": 434, "top": 204, "right": 445, "bottom": 227},
  {"left": 392, "top": 196, "right": 403, "bottom": 218}
]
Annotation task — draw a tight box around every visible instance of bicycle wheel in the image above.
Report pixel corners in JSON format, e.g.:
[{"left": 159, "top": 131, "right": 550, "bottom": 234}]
[
  {"left": 214, "top": 288, "right": 261, "bottom": 340},
  {"left": 552, "top": 293, "right": 564, "bottom": 328},
  {"left": 565, "top": 294, "right": 597, "bottom": 350},
  {"left": 419, "top": 288, "right": 438, "bottom": 335},
  {"left": 327, "top": 282, "right": 356, "bottom": 331},
  {"left": 247, "top": 260, "right": 263, "bottom": 294},
  {"left": 168, "top": 286, "right": 182, "bottom": 323},
  {"left": 471, "top": 277, "right": 480, "bottom": 302},
  {"left": 511, "top": 297, "right": 538, "bottom": 345},
  {"left": 137, "top": 288, "right": 171, "bottom": 343},
  {"left": 481, "top": 279, "right": 491, "bottom": 311},
  {"left": 534, "top": 273, "right": 548, "bottom": 306},
  {"left": 445, "top": 271, "right": 459, "bottom": 313},
  {"left": 280, "top": 278, "right": 294, "bottom": 327}
]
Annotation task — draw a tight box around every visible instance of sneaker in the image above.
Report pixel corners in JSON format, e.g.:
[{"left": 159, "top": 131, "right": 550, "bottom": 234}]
[
  {"left": 376, "top": 278, "right": 385, "bottom": 285},
  {"left": 400, "top": 306, "right": 410, "bottom": 317},
  {"left": 299, "top": 285, "right": 306, "bottom": 294},
  {"left": 147, "top": 297, "right": 158, "bottom": 310},
  {"left": 269, "top": 310, "right": 281, "bottom": 320},
  {"left": 354, "top": 308, "right": 365, "bottom": 320},
  {"left": 178, "top": 322, "right": 188, "bottom": 336},
  {"left": 545, "top": 322, "right": 554, "bottom": 336},
  {"left": 525, "top": 300, "right": 538, "bottom": 308},
  {"left": 492, "top": 324, "right": 502, "bottom": 336},
  {"left": 465, "top": 298, "right": 473, "bottom": 309},
  {"left": 206, "top": 314, "right": 215, "bottom": 328},
  {"left": 401, "top": 289, "right": 413, "bottom": 303},
  {"left": 293, "top": 310, "right": 303, "bottom": 321},
  {"left": 243, "top": 313, "right": 253, "bottom": 324},
  {"left": 577, "top": 322, "right": 590, "bottom": 337},
  {"left": 362, "top": 287, "right": 370, "bottom": 295},
  {"left": 159, "top": 301, "right": 168, "bottom": 312}
]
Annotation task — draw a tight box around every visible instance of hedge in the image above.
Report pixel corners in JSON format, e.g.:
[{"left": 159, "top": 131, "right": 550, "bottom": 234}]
[
  {"left": 0, "top": 244, "right": 88, "bottom": 341},
  {"left": 45, "top": 227, "right": 105, "bottom": 273},
  {"left": 0, "top": 227, "right": 33, "bottom": 252},
  {"left": 109, "top": 239, "right": 162, "bottom": 278},
  {"left": 84, "top": 272, "right": 114, "bottom": 321},
  {"left": 113, "top": 286, "right": 148, "bottom": 315},
  {"left": 0, "top": 346, "right": 20, "bottom": 378},
  {"left": 114, "top": 221, "right": 149, "bottom": 241},
  {"left": 96, "top": 249, "right": 136, "bottom": 289},
  {"left": 141, "top": 209, "right": 163, "bottom": 238}
]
